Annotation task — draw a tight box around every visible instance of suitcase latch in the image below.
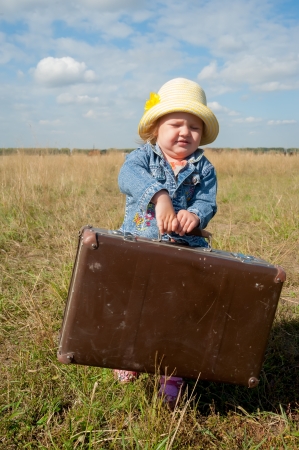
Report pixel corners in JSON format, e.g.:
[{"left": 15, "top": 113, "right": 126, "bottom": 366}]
[
  {"left": 109, "top": 230, "right": 137, "bottom": 242},
  {"left": 123, "top": 232, "right": 137, "bottom": 242},
  {"left": 231, "top": 252, "right": 256, "bottom": 263}
]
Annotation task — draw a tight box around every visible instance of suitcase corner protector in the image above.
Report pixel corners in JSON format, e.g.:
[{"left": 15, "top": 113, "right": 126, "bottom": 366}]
[
  {"left": 57, "top": 351, "right": 74, "bottom": 364},
  {"left": 79, "top": 224, "right": 93, "bottom": 236},
  {"left": 82, "top": 227, "right": 99, "bottom": 249},
  {"left": 274, "top": 265, "right": 286, "bottom": 283},
  {"left": 248, "top": 377, "right": 259, "bottom": 388}
]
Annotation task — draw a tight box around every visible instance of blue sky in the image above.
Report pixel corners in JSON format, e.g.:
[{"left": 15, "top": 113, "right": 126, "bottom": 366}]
[{"left": 0, "top": 0, "right": 298, "bottom": 149}]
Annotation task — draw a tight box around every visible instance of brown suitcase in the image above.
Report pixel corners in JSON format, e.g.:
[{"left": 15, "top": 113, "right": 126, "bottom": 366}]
[{"left": 58, "top": 225, "right": 286, "bottom": 388}]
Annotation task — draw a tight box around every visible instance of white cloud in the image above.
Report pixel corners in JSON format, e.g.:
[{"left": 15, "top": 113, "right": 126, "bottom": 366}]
[
  {"left": 255, "top": 82, "right": 298, "bottom": 92},
  {"left": 57, "top": 93, "right": 99, "bottom": 105},
  {"left": 233, "top": 117, "right": 263, "bottom": 123},
  {"left": 39, "top": 119, "right": 61, "bottom": 125},
  {"left": 207, "top": 101, "right": 224, "bottom": 112},
  {"left": 33, "top": 56, "right": 96, "bottom": 87},
  {"left": 1, "top": 0, "right": 299, "bottom": 149},
  {"left": 217, "top": 34, "right": 246, "bottom": 53},
  {"left": 198, "top": 61, "right": 218, "bottom": 81},
  {"left": 208, "top": 101, "right": 239, "bottom": 116},
  {"left": 267, "top": 120, "right": 297, "bottom": 126},
  {"left": 104, "top": 22, "right": 133, "bottom": 39},
  {"left": 0, "top": 0, "right": 140, "bottom": 41},
  {"left": 198, "top": 55, "right": 299, "bottom": 93},
  {"left": 0, "top": 32, "right": 25, "bottom": 65},
  {"left": 73, "top": 0, "right": 142, "bottom": 12},
  {"left": 83, "top": 110, "right": 97, "bottom": 119},
  {"left": 1, "top": 0, "right": 143, "bottom": 15},
  {"left": 1, "top": 0, "right": 46, "bottom": 14}
]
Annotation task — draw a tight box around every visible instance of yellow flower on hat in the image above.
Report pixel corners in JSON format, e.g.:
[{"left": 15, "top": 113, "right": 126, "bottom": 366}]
[{"left": 144, "top": 92, "right": 160, "bottom": 111}]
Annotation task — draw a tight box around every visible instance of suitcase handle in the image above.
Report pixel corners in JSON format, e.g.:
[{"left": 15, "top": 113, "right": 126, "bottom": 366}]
[
  {"left": 187, "top": 227, "right": 212, "bottom": 241},
  {"left": 111, "top": 228, "right": 213, "bottom": 250},
  {"left": 187, "top": 228, "right": 213, "bottom": 251},
  {"left": 156, "top": 228, "right": 213, "bottom": 250}
]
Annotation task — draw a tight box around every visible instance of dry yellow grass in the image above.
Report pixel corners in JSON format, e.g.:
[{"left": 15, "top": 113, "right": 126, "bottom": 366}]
[{"left": 0, "top": 150, "right": 299, "bottom": 448}]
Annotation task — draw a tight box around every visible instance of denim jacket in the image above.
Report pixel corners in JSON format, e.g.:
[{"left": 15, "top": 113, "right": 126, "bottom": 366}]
[{"left": 118, "top": 143, "right": 217, "bottom": 247}]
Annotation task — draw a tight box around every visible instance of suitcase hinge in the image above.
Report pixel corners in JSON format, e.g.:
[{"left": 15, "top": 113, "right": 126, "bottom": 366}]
[{"left": 57, "top": 351, "right": 74, "bottom": 364}]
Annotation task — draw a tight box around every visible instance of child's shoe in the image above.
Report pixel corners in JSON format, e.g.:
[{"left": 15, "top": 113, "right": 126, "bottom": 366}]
[
  {"left": 158, "top": 376, "right": 186, "bottom": 410},
  {"left": 113, "top": 369, "right": 139, "bottom": 383}
]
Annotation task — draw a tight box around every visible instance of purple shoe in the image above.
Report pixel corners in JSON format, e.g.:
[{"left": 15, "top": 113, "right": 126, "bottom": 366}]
[{"left": 158, "top": 376, "right": 186, "bottom": 410}]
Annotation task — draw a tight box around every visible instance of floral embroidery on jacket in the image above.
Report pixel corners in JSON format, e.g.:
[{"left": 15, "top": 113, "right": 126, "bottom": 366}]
[
  {"left": 145, "top": 202, "right": 155, "bottom": 226},
  {"left": 185, "top": 185, "right": 195, "bottom": 202},
  {"left": 133, "top": 213, "right": 144, "bottom": 228},
  {"left": 133, "top": 203, "right": 155, "bottom": 230}
]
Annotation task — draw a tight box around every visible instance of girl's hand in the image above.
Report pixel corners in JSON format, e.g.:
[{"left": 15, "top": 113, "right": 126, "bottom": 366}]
[
  {"left": 176, "top": 210, "right": 200, "bottom": 236},
  {"left": 151, "top": 191, "right": 179, "bottom": 235}
]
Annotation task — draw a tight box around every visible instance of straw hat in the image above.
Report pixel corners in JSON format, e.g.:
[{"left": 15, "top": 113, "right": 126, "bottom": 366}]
[{"left": 138, "top": 78, "right": 219, "bottom": 146}]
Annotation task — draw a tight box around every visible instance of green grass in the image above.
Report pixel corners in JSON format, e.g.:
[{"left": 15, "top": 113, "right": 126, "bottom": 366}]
[{"left": 0, "top": 151, "right": 299, "bottom": 448}]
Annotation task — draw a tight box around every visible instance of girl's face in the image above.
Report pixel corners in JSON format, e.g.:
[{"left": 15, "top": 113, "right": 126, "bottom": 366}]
[{"left": 156, "top": 112, "right": 204, "bottom": 162}]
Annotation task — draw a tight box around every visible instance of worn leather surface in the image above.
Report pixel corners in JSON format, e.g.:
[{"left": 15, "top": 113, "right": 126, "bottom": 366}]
[{"left": 58, "top": 227, "right": 284, "bottom": 387}]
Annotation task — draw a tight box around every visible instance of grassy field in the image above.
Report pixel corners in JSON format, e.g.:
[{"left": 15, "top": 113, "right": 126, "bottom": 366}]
[{"left": 0, "top": 150, "right": 298, "bottom": 449}]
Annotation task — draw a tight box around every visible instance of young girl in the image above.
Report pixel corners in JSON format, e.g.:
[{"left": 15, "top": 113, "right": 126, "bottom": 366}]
[{"left": 114, "top": 77, "right": 219, "bottom": 408}]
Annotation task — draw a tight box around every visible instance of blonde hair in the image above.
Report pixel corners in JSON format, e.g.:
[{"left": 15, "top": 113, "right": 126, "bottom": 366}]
[{"left": 139, "top": 119, "right": 160, "bottom": 144}]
